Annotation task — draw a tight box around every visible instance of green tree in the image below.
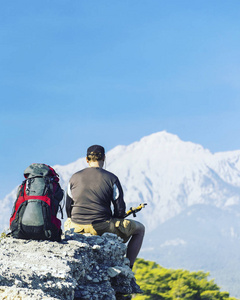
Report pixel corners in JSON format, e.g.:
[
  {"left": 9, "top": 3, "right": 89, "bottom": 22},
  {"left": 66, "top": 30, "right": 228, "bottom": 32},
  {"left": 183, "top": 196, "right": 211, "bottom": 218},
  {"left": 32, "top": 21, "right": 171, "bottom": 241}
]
[{"left": 132, "top": 259, "right": 239, "bottom": 300}]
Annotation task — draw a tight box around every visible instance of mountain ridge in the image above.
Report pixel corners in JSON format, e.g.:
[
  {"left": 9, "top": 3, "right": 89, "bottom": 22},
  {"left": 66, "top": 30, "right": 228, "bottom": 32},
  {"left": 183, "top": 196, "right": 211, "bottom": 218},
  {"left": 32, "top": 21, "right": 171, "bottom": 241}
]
[{"left": 2, "top": 131, "right": 240, "bottom": 231}]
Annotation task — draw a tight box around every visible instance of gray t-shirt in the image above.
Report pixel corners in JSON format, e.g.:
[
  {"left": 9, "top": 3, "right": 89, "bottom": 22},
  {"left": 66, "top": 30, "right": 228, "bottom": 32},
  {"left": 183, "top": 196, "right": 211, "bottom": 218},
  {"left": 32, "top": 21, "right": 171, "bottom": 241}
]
[{"left": 66, "top": 167, "right": 126, "bottom": 224}]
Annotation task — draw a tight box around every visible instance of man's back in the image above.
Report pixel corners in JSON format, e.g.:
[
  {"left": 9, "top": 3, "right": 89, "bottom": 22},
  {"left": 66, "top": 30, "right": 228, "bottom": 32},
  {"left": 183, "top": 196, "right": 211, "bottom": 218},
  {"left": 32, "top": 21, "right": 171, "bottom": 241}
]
[{"left": 69, "top": 167, "right": 125, "bottom": 224}]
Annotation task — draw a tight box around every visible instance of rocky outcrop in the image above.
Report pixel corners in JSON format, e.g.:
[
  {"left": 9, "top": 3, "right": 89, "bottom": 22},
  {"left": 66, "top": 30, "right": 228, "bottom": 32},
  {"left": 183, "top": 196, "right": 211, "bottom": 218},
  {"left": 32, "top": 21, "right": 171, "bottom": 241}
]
[{"left": 0, "top": 231, "right": 141, "bottom": 299}]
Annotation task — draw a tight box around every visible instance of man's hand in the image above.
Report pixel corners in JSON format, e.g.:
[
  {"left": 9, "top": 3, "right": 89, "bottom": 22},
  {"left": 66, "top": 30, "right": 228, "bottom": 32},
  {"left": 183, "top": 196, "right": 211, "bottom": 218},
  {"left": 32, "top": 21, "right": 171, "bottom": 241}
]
[{"left": 125, "top": 203, "right": 147, "bottom": 218}]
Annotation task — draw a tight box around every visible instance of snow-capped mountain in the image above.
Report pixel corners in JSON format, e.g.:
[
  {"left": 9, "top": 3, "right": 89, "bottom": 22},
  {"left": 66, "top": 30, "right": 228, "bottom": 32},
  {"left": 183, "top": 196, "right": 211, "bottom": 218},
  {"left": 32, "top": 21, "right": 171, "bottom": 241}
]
[
  {"left": 54, "top": 131, "right": 240, "bottom": 229},
  {"left": 2, "top": 131, "right": 240, "bottom": 296}
]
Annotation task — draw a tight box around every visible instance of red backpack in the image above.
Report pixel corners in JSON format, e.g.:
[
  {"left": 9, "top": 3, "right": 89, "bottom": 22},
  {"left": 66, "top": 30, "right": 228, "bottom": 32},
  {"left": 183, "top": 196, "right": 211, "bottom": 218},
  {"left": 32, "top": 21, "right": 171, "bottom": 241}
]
[{"left": 10, "top": 163, "right": 64, "bottom": 241}]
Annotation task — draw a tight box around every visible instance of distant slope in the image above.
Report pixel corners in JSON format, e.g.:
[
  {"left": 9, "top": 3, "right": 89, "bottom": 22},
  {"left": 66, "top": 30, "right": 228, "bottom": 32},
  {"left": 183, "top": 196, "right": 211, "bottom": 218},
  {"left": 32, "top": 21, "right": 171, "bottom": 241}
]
[{"left": 142, "top": 204, "right": 240, "bottom": 297}]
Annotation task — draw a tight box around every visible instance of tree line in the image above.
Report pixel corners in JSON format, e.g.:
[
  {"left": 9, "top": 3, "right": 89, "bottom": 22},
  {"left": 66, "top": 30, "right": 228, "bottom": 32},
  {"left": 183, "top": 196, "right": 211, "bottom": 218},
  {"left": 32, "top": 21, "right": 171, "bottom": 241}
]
[{"left": 132, "top": 258, "right": 238, "bottom": 300}]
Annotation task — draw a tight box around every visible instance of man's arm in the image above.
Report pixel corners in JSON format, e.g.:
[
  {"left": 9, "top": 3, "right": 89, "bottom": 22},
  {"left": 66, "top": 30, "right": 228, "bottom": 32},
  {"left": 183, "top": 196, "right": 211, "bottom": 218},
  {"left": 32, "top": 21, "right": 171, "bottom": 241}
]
[
  {"left": 112, "top": 178, "right": 126, "bottom": 218},
  {"left": 66, "top": 183, "right": 74, "bottom": 218}
]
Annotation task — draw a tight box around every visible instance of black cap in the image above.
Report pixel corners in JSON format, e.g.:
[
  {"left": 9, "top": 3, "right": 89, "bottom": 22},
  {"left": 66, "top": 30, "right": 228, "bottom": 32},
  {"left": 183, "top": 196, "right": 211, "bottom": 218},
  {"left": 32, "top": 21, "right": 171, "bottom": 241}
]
[{"left": 87, "top": 145, "right": 105, "bottom": 160}]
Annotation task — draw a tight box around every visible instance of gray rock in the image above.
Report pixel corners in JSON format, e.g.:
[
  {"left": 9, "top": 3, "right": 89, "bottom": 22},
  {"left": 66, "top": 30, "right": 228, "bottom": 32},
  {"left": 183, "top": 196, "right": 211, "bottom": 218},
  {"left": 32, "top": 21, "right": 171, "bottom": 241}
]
[{"left": 0, "top": 231, "right": 141, "bottom": 299}]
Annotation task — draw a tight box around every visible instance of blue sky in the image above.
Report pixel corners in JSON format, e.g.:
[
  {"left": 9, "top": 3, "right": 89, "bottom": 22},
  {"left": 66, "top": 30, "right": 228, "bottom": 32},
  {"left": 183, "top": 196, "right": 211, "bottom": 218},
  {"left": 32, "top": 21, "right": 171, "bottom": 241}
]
[{"left": 1, "top": 1, "right": 240, "bottom": 199}]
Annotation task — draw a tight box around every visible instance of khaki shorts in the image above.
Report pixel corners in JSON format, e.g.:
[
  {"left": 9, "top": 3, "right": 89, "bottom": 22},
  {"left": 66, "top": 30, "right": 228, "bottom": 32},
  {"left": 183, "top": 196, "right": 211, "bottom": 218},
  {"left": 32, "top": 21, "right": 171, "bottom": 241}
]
[{"left": 64, "top": 217, "right": 137, "bottom": 243}]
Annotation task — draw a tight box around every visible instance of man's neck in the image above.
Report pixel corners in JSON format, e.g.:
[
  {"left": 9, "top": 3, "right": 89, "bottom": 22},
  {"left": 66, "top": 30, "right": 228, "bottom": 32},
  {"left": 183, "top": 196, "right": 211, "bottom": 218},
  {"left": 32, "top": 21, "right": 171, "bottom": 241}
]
[{"left": 88, "top": 160, "right": 104, "bottom": 168}]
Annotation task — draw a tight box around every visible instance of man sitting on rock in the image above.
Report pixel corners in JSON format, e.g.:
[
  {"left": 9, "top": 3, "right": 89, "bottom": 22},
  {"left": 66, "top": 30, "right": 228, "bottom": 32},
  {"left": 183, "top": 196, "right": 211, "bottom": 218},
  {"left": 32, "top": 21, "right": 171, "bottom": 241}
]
[{"left": 64, "top": 145, "right": 145, "bottom": 268}]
